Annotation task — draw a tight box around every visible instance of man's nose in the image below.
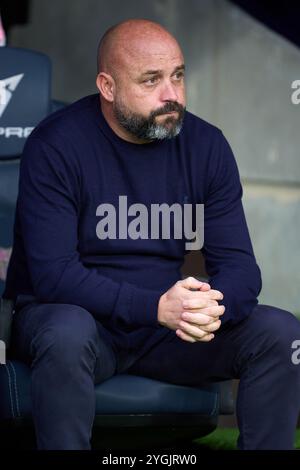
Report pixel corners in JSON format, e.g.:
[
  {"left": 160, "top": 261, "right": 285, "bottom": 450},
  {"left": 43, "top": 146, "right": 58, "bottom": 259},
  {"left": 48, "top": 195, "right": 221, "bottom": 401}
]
[{"left": 159, "top": 80, "right": 178, "bottom": 102}]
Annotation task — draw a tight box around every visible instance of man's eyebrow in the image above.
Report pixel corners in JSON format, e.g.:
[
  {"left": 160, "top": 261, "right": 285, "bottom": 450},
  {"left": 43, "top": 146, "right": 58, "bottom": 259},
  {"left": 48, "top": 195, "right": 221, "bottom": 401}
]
[
  {"left": 172, "top": 64, "right": 185, "bottom": 73},
  {"left": 140, "top": 69, "right": 163, "bottom": 77},
  {"left": 140, "top": 64, "right": 185, "bottom": 77}
]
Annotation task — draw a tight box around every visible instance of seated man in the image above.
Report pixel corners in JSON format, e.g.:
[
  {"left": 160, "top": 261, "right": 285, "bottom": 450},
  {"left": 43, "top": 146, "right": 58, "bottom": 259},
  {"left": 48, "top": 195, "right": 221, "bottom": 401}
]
[{"left": 4, "top": 18, "right": 300, "bottom": 450}]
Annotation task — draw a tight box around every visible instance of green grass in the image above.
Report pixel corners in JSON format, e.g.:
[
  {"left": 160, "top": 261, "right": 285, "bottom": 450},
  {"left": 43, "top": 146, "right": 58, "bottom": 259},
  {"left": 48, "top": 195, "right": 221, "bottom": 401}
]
[{"left": 194, "top": 428, "right": 300, "bottom": 450}]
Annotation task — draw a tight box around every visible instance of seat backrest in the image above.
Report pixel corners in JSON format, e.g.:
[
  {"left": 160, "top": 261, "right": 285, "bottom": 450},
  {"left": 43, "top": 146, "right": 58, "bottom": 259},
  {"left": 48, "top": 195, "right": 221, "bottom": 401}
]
[
  {"left": 0, "top": 47, "right": 59, "bottom": 296},
  {"left": 0, "top": 46, "right": 52, "bottom": 159}
]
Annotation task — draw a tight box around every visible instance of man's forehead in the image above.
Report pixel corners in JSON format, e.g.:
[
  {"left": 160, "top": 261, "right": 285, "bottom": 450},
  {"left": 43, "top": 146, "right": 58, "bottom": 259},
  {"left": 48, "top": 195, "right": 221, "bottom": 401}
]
[{"left": 119, "top": 41, "right": 184, "bottom": 74}]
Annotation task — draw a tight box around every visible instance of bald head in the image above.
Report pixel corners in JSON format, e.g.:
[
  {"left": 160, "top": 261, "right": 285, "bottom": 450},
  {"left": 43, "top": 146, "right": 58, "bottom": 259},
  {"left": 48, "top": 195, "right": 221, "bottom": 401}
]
[
  {"left": 95, "top": 19, "right": 186, "bottom": 144},
  {"left": 97, "top": 19, "right": 182, "bottom": 75}
]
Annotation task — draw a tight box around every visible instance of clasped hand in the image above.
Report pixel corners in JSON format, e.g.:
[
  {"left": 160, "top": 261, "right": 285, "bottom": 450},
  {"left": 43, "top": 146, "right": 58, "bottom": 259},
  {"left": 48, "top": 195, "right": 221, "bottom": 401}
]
[{"left": 157, "top": 276, "right": 225, "bottom": 343}]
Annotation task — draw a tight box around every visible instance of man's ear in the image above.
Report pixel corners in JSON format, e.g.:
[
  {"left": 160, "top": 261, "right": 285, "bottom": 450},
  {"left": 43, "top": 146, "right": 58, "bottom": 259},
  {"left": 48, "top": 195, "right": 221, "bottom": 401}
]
[{"left": 96, "top": 72, "right": 115, "bottom": 102}]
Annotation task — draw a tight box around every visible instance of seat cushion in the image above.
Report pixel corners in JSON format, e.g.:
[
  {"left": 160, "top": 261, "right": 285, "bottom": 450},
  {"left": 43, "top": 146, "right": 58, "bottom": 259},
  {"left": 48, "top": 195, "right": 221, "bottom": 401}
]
[
  {"left": 0, "top": 360, "right": 220, "bottom": 420},
  {"left": 94, "top": 374, "right": 219, "bottom": 415}
]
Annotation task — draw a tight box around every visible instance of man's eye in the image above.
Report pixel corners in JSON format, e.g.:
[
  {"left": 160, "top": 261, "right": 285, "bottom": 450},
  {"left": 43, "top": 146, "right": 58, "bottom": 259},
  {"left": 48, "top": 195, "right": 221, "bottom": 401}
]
[
  {"left": 144, "top": 77, "right": 159, "bottom": 85},
  {"left": 174, "top": 71, "right": 184, "bottom": 80}
]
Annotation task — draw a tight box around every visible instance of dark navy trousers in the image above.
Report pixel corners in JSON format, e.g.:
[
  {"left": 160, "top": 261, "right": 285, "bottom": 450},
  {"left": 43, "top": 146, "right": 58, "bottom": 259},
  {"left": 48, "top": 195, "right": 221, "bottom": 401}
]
[{"left": 10, "top": 299, "right": 300, "bottom": 450}]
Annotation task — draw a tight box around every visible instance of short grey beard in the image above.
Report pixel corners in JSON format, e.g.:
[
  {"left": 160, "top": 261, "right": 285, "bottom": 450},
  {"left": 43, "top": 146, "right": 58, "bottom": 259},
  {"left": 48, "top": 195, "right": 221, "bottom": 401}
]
[
  {"left": 113, "top": 99, "right": 185, "bottom": 141},
  {"left": 144, "top": 121, "right": 183, "bottom": 140}
]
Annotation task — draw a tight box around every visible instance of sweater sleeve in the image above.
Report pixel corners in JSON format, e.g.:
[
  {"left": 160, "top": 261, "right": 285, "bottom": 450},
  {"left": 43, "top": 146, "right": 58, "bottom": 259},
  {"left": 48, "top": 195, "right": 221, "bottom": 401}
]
[
  {"left": 18, "top": 136, "right": 163, "bottom": 329},
  {"left": 202, "top": 129, "right": 262, "bottom": 325}
]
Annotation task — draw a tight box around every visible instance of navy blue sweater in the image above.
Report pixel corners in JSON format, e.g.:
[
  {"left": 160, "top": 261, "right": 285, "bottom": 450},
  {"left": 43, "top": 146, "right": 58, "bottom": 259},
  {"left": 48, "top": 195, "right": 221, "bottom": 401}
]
[{"left": 4, "top": 93, "right": 262, "bottom": 359}]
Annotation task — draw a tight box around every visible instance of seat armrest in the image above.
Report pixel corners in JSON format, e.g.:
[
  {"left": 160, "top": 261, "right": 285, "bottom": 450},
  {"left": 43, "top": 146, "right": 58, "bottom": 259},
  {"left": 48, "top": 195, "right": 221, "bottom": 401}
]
[{"left": 0, "top": 297, "right": 15, "bottom": 348}]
